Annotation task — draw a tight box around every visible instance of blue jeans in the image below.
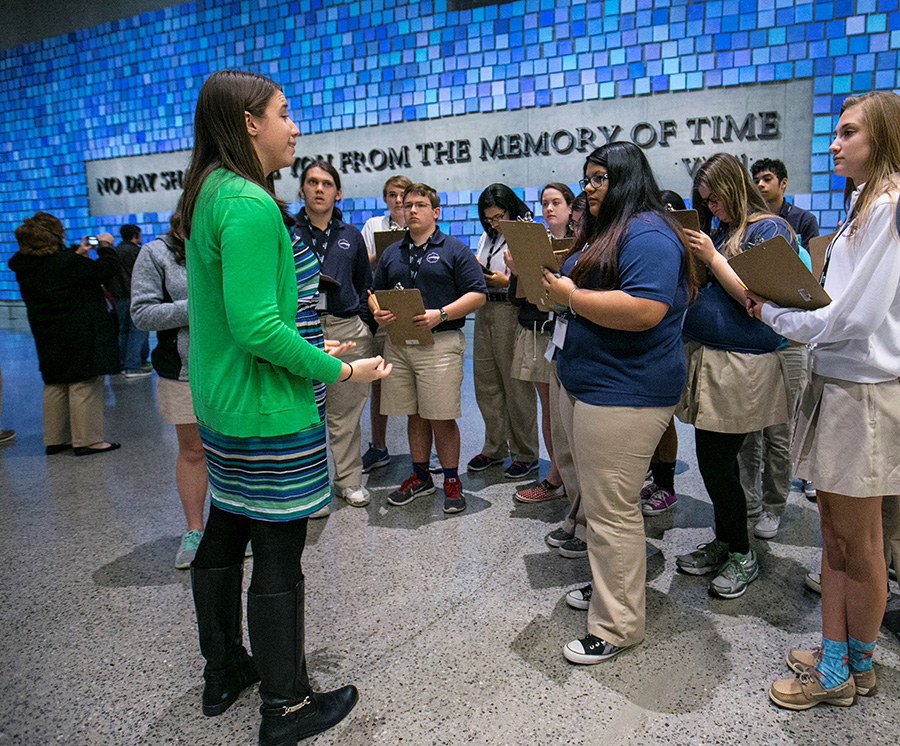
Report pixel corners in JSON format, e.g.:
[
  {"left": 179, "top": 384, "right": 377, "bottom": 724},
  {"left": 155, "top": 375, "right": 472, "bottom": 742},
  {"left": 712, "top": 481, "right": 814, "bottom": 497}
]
[{"left": 116, "top": 297, "right": 148, "bottom": 372}]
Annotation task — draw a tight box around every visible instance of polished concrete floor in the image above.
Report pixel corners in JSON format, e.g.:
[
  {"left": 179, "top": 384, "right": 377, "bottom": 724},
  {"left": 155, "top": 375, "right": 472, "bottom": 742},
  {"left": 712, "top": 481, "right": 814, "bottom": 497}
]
[{"left": 1, "top": 323, "right": 898, "bottom": 746}]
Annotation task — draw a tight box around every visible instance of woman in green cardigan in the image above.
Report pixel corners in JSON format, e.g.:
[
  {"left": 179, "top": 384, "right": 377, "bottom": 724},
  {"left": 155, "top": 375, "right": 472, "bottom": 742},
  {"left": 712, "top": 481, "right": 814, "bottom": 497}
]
[{"left": 181, "top": 70, "right": 389, "bottom": 746}]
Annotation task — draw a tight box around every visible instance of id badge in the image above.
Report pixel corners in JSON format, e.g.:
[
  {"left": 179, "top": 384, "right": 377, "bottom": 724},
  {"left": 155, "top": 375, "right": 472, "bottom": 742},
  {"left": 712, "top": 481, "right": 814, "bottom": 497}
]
[
  {"left": 315, "top": 291, "right": 327, "bottom": 311},
  {"left": 551, "top": 316, "right": 568, "bottom": 349}
]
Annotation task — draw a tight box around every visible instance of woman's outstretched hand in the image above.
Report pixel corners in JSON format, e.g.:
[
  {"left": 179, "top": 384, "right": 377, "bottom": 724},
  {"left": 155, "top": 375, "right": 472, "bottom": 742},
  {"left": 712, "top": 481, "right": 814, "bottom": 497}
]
[{"left": 340, "top": 355, "right": 392, "bottom": 383}]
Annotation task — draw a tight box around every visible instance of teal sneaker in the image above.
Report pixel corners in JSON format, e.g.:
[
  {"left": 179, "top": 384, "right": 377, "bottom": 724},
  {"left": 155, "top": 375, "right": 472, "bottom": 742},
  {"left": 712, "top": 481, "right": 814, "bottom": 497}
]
[
  {"left": 709, "top": 550, "right": 760, "bottom": 598},
  {"left": 175, "top": 529, "right": 204, "bottom": 570},
  {"left": 675, "top": 540, "right": 729, "bottom": 575}
]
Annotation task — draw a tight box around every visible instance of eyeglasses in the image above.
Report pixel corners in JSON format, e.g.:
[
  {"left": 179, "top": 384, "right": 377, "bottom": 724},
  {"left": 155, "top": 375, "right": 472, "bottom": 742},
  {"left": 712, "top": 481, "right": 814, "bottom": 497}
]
[
  {"left": 484, "top": 211, "right": 508, "bottom": 227},
  {"left": 578, "top": 173, "right": 609, "bottom": 191},
  {"left": 699, "top": 194, "right": 722, "bottom": 209},
  {"left": 404, "top": 201, "right": 433, "bottom": 211}
]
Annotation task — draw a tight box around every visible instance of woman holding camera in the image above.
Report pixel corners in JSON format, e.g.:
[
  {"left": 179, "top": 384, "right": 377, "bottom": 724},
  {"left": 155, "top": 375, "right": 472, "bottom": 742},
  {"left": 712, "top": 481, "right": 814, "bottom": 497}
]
[{"left": 10, "top": 214, "right": 120, "bottom": 456}]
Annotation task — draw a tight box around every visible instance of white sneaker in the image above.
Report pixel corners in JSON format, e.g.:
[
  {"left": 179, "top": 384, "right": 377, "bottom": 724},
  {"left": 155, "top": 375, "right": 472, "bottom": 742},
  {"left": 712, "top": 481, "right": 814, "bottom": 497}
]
[
  {"left": 802, "top": 480, "right": 817, "bottom": 499},
  {"left": 754, "top": 511, "right": 781, "bottom": 539},
  {"left": 339, "top": 485, "right": 370, "bottom": 507},
  {"left": 805, "top": 571, "right": 821, "bottom": 594},
  {"left": 309, "top": 504, "right": 330, "bottom": 519}
]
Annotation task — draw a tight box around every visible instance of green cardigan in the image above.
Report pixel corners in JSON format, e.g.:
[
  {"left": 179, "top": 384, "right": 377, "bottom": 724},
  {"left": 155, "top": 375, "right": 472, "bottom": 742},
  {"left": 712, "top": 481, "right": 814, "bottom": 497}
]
[{"left": 186, "top": 169, "right": 343, "bottom": 437}]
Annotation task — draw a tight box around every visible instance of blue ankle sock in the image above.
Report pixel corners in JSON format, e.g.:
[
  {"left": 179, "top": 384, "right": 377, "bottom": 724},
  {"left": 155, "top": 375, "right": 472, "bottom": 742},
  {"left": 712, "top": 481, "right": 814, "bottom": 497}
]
[
  {"left": 815, "top": 637, "right": 849, "bottom": 689},
  {"left": 442, "top": 467, "right": 458, "bottom": 481},
  {"left": 412, "top": 462, "right": 429, "bottom": 481},
  {"left": 848, "top": 636, "right": 875, "bottom": 672}
]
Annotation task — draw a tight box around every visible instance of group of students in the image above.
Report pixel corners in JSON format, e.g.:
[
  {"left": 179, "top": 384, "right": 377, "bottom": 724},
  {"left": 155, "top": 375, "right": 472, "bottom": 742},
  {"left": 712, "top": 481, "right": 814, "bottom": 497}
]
[
  {"left": 535, "top": 92, "right": 900, "bottom": 720},
  {"left": 9, "top": 69, "right": 899, "bottom": 743}
]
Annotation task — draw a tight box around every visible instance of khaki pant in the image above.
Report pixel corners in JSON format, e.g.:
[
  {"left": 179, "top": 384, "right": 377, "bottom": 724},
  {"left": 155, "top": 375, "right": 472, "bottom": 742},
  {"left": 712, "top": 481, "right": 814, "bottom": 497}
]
[
  {"left": 42, "top": 378, "right": 105, "bottom": 448},
  {"left": 559, "top": 387, "right": 673, "bottom": 648},
  {"left": 740, "top": 346, "right": 809, "bottom": 516},
  {"left": 321, "top": 315, "right": 373, "bottom": 489},
  {"left": 550, "top": 363, "right": 584, "bottom": 541},
  {"left": 473, "top": 302, "right": 538, "bottom": 462}
]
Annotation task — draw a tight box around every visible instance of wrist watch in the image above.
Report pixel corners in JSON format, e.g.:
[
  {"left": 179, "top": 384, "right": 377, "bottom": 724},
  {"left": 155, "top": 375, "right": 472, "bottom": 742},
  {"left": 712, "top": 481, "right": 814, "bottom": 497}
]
[{"left": 438, "top": 307, "right": 449, "bottom": 323}]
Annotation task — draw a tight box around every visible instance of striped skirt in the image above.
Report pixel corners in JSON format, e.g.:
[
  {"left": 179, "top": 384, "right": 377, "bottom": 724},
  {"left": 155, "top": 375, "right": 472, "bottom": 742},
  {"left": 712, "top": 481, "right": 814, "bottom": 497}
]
[{"left": 198, "top": 421, "right": 330, "bottom": 521}]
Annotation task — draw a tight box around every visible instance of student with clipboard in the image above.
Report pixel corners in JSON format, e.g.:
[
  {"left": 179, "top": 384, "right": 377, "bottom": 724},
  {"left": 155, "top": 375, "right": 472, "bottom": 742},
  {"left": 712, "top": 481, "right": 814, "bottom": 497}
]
[{"left": 747, "top": 92, "right": 900, "bottom": 710}]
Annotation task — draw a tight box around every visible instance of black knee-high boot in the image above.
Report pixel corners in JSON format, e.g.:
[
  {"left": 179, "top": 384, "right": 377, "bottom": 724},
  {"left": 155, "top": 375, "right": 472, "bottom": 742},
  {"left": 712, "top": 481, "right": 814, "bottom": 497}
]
[
  {"left": 248, "top": 578, "right": 358, "bottom": 746},
  {"left": 191, "top": 564, "right": 260, "bottom": 716}
]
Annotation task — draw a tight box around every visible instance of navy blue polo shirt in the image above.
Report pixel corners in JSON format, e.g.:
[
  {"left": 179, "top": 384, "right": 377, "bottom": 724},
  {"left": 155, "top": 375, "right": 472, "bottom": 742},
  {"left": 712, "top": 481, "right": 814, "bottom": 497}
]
[
  {"left": 683, "top": 216, "right": 797, "bottom": 353},
  {"left": 373, "top": 228, "right": 487, "bottom": 332},
  {"left": 556, "top": 212, "right": 689, "bottom": 408},
  {"left": 294, "top": 208, "right": 372, "bottom": 317}
]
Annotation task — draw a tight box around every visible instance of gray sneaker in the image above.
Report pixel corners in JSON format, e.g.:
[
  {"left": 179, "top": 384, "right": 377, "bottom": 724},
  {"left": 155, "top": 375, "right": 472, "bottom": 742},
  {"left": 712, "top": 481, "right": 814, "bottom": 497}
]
[
  {"left": 709, "top": 550, "right": 760, "bottom": 598},
  {"left": 545, "top": 527, "right": 574, "bottom": 548},
  {"left": 175, "top": 529, "right": 203, "bottom": 570},
  {"left": 558, "top": 537, "right": 588, "bottom": 558},
  {"left": 361, "top": 443, "right": 390, "bottom": 473},
  {"left": 754, "top": 511, "right": 781, "bottom": 539},
  {"left": 675, "top": 540, "right": 729, "bottom": 575}
]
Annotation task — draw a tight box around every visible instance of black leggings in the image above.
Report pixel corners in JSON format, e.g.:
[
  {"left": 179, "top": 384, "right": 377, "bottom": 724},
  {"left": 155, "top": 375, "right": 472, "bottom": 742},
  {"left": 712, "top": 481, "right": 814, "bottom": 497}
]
[
  {"left": 694, "top": 429, "right": 750, "bottom": 555},
  {"left": 193, "top": 504, "right": 308, "bottom": 595}
]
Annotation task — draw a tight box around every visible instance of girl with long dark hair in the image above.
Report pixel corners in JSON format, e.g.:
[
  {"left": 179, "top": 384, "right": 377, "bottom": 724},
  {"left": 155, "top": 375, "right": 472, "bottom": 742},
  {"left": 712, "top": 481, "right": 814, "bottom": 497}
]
[
  {"left": 182, "top": 70, "right": 389, "bottom": 745},
  {"left": 511, "top": 182, "right": 576, "bottom": 503},
  {"left": 541, "top": 142, "right": 699, "bottom": 664},
  {"left": 467, "top": 183, "right": 539, "bottom": 479}
]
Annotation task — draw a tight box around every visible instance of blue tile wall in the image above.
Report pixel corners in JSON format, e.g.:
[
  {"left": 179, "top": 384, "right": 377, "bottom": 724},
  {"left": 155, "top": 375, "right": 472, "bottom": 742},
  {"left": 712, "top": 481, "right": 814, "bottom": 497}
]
[{"left": 1, "top": 0, "right": 898, "bottom": 299}]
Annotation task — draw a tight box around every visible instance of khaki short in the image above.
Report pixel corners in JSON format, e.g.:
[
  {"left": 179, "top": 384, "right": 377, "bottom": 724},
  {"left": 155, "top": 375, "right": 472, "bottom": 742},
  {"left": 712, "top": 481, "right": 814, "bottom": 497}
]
[
  {"left": 512, "top": 324, "right": 553, "bottom": 383},
  {"left": 156, "top": 376, "right": 196, "bottom": 425},
  {"left": 792, "top": 373, "right": 900, "bottom": 497},
  {"left": 675, "top": 339, "right": 790, "bottom": 434},
  {"left": 381, "top": 330, "right": 465, "bottom": 420}
]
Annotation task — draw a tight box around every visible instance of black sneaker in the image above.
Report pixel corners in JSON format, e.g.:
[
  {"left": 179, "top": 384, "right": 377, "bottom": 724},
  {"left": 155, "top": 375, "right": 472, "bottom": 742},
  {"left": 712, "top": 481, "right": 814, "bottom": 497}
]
[
  {"left": 545, "top": 527, "right": 574, "bottom": 548},
  {"left": 387, "top": 474, "right": 435, "bottom": 506},
  {"left": 564, "top": 634, "right": 629, "bottom": 664},
  {"left": 565, "top": 584, "right": 592, "bottom": 610},
  {"left": 504, "top": 460, "right": 539, "bottom": 479},
  {"left": 362, "top": 443, "right": 390, "bottom": 473},
  {"left": 442, "top": 477, "right": 466, "bottom": 514},
  {"left": 558, "top": 537, "right": 588, "bottom": 558},
  {"left": 467, "top": 453, "right": 502, "bottom": 472}
]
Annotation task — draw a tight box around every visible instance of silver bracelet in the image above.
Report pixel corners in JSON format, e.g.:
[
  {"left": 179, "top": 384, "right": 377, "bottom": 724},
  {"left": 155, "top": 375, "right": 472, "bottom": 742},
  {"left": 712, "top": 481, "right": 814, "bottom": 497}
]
[{"left": 567, "top": 287, "right": 578, "bottom": 315}]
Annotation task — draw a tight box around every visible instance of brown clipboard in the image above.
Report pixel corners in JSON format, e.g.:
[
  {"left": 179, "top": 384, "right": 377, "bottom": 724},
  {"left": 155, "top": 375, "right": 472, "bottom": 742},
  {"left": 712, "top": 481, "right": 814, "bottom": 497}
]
[
  {"left": 498, "top": 220, "right": 560, "bottom": 311},
  {"left": 374, "top": 229, "right": 405, "bottom": 260},
  {"left": 373, "top": 288, "right": 434, "bottom": 346},
  {"left": 806, "top": 230, "right": 836, "bottom": 283},
  {"left": 670, "top": 209, "right": 700, "bottom": 232},
  {"left": 728, "top": 235, "right": 831, "bottom": 310},
  {"left": 551, "top": 237, "right": 574, "bottom": 270}
]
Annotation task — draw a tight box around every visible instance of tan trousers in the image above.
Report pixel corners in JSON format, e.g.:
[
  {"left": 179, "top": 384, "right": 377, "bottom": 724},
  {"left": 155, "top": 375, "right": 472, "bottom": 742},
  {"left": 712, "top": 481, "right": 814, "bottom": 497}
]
[
  {"left": 42, "top": 378, "right": 104, "bottom": 448},
  {"left": 321, "top": 315, "right": 373, "bottom": 489},
  {"left": 559, "top": 387, "right": 674, "bottom": 648},
  {"left": 740, "top": 346, "right": 809, "bottom": 516},
  {"left": 472, "top": 302, "right": 538, "bottom": 462},
  {"left": 550, "top": 363, "right": 585, "bottom": 541}
]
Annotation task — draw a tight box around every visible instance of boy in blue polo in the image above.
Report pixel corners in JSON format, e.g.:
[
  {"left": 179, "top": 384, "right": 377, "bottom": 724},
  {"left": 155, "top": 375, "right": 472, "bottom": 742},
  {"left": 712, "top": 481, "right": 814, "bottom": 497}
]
[{"left": 371, "top": 183, "right": 487, "bottom": 513}]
